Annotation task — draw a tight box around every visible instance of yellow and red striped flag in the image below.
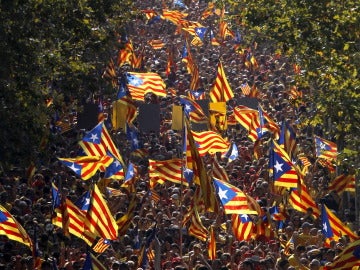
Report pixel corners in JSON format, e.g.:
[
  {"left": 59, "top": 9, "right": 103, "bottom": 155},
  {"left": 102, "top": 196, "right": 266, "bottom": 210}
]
[
  {"left": 126, "top": 72, "right": 166, "bottom": 101},
  {"left": 209, "top": 61, "right": 234, "bottom": 102},
  {"left": 148, "top": 158, "right": 188, "bottom": 186},
  {"left": 148, "top": 39, "right": 165, "bottom": 50},
  {"left": 191, "top": 130, "right": 230, "bottom": 157},
  {"left": 328, "top": 174, "right": 356, "bottom": 194},
  {"left": 208, "top": 225, "right": 216, "bottom": 260},
  {"left": 85, "top": 184, "right": 118, "bottom": 240},
  {"left": 288, "top": 182, "right": 320, "bottom": 218},
  {"left": 322, "top": 239, "right": 360, "bottom": 270},
  {"left": 58, "top": 155, "right": 113, "bottom": 181},
  {"left": 0, "top": 205, "right": 32, "bottom": 248},
  {"left": 52, "top": 198, "right": 97, "bottom": 246},
  {"left": 161, "top": 9, "right": 188, "bottom": 25},
  {"left": 188, "top": 207, "right": 208, "bottom": 241},
  {"left": 231, "top": 214, "right": 254, "bottom": 241},
  {"left": 92, "top": 238, "right": 111, "bottom": 254},
  {"left": 213, "top": 178, "right": 258, "bottom": 215},
  {"left": 79, "top": 121, "right": 125, "bottom": 168}
]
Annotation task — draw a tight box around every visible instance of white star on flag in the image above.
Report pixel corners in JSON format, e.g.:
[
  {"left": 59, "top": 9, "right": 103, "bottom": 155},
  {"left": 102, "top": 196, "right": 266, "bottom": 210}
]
[
  {"left": 218, "top": 187, "right": 228, "bottom": 200},
  {"left": 70, "top": 163, "right": 80, "bottom": 173},
  {"left": 90, "top": 133, "right": 99, "bottom": 142},
  {"left": 323, "top": 222, "right": 327, "bottom": 232},
  {"left": 274, "top": 160, "right": 284, "bottom": 172}
]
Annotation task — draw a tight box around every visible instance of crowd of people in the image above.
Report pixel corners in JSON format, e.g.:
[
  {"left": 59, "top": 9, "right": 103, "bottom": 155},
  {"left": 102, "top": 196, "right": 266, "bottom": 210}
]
[{"left": 0, "top": 0, "right": 358, "bottom": 269}]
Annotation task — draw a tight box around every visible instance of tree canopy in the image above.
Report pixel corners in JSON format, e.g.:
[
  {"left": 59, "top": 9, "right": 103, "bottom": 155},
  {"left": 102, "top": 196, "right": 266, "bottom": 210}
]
[
  {"left": 0, "top": 0, "right": 134, "bottom": 170},
  {"left": 222, "top": 0, "right": 360, "bottom": 171}
]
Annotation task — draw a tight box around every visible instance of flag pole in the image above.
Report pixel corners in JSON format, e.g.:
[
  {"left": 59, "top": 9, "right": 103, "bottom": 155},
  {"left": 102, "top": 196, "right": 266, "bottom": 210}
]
[{"left": 178, "top": 104, "right": 186, "bottom": 258}]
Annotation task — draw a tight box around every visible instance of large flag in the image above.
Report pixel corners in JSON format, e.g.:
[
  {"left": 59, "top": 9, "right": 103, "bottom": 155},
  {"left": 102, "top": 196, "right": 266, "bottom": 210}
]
[
  {"left": 58, "top": 155, "right": 113, "bottom": 180},
  {"left": 125, "top": 72, "right": 166, "bottom": 101},
  {"left": 85, "top": 184, "right": 118, "bottom": 240},
  {"left": 231, "top": 214, "right": 254, "bottom": 241},
  {"left": 269, "top": 141, "right": 300, "bottom": 188},
  {"left": 148, "top": 158, "right": 188, "bottom": 186},
  {"left": 52, "top": 198, "right": 97, "bottom": 246},
  {"left": 288, "top": 183, "right": 320, "bottom": 218},
  {"left": 79, "top": 121, "right": 125, "bottom": 167},
  {"left": 209, "top": 61, "right": 234, "bottom": 102},
  {"left": 328, "top": 174, "right": 356, "bottom": 194},
  {"left": 321, "top": 204, "right": 358, "bottom": 245},
  {"left": 0, "top": 205, "right": 32, "bottom": 248},
  {"left": 314, "top": 135, "right": 338, "bottom": 160},
  {"left": 322, "top": 239, "right": 360, "bottom": 270},
  {"left": 191, "top": 130, "right": 230, "bottom": 157},
  {"left": 213, "top": 178, "right": 258, "bottom": 215}
]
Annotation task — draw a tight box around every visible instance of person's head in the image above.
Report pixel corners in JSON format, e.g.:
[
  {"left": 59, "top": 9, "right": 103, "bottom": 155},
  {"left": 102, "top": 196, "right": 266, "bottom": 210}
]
[
  {"left": 309, "top": 259, "right": 321, "bottom": 270},
  {"left": 276, "top": 259, "right": 289, "bottom": 270},
  {"left": 238, "top": 259, "right": 254, "bottom": 270}
]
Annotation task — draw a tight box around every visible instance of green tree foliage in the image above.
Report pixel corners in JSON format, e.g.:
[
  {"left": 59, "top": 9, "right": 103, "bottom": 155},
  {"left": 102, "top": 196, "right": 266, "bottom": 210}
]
[
  {"left": 223, "top": 0, "right": 360, "bottom": 168},
  {"left": 0, "top": 0, "right": 134, "bottom": 170}
]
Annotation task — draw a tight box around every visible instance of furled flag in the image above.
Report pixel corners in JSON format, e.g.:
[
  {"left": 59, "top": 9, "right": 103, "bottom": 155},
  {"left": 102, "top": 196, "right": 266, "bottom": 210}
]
[
  {"left": 288, "top": 183, "right": 320, "bottom": 219},
  {"left": 121, "top": 162, "right": 138, "bottom": 192},
  {"left": 213, "top": 178, "right": 258, "bottom": 215},
  {"left": 191, "top": 130, "right": 230, "bottom": 157},
  {"left": 209, "top": 61, "right": 234, "bottom": 102},
  {"left": 210, "top": 30, "right": 220, "bottom": 46},
  {"left": 126, "top": 123, "right": 143, "bottom": 152},
  {"left": 208, "top": 225, "right": 216, "bottom": 260},
  {"left": 183, "top": 167, "right": 194, "bottom": 183},
  {"left": 314, "top": 135, "right": 338, "bottom": 160},
  {"left": 188, "top": 206, "right": 209, "bottom": 241},
  {"left": 222, "top": 142, "right": 238, "bottom": 163},
  {"left": 82, "top": 251, "right": 107, "bottom": 270},
  {"left": 219, "top": 21, "right": 234, "bottom": 40},
  {"left": 269, "top": 140, "right": 300, "bottom": 188},
  {"left": 102, "top": 58, "right": 117, "bottom": 88},
  {"left": 179, "top": 95, "right": 208, "bottom": 124},
  {"left": 188, "top": 89, "right": 206, "bottom": 100},
  {"left": 211, "top": 157, "right": 229, "bottom": 182},
  {"left": 126, "top": 72, "right": 166, "bottom": 101},
  {"left": 186, "top": 119, "right": 219, "bottom": 212},
  {"left": 79, "top": 121, "right": 125, "bottom": 168},
  {"left": 117, "top": 39, "right": 134, "bottom": 67},
  {"left": 231, "top": 214, "right": 254, "bottom": 241},
  {"left": 322, "top": 239, "right": 360, "bottom": 270},
  {"left": 0, "top": 205, "right": 32, "bottom": 248},
  {"left": 328, "top": 174, "right": 356, "bottom": 194},
  {"left": 58, "top": 155, "right": 113, "bottom": 180},
  {"left": 84, "top": 184, "right": 118, "bottom": 240},
  {"left": 278, "top": 120, "right": 298, "bottom": 160},
  {"left": 321, "top": 204, "right": 358, "bottom": 245}
]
